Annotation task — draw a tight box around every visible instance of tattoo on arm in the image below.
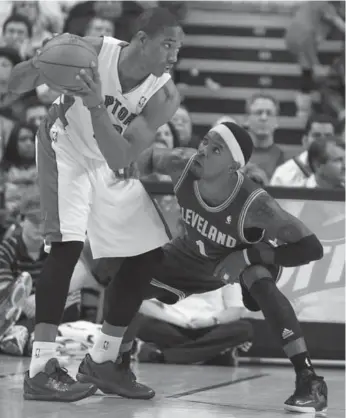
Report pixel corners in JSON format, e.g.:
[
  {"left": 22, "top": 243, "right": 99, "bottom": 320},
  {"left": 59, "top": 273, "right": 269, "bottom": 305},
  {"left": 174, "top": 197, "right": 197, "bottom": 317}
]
[{"left": 245, "top": 192, "right": 313, "bottom": 243}]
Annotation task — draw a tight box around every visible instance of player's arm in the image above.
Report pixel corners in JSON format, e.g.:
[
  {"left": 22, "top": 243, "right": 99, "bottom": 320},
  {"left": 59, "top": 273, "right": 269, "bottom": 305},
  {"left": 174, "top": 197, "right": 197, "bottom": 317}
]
[
  {"left": 243, "top": 192, "right": 323, "bottom": 267},
  {"left": 7, "top": 36, "right": 104, "bottom": 97},
  {"left": 88, "top": 79, "right": 180, "bottom": 171},
  {"left": 137, "top": 146, "right": 196, "bottom": 184}
]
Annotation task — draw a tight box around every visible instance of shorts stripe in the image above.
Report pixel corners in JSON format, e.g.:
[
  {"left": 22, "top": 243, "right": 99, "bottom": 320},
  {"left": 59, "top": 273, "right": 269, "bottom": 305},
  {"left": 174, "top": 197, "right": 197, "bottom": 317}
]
[
  {"left": 150, "top": 278, "right": 186, "bottom": 301},
  {"left": 36, "top": 121, "right": 62, "bottom": 244}
]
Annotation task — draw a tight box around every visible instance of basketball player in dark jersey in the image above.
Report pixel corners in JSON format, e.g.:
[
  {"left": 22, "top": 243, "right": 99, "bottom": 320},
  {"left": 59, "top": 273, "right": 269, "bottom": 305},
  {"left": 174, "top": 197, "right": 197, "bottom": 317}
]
[{"left": 84, "top": 122, "right": 327, "bottom": 414}]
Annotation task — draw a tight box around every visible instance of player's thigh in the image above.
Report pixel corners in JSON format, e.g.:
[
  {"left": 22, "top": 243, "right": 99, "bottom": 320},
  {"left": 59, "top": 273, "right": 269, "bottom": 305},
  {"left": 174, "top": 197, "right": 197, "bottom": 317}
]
[
  {"left": 36, "top": 122, "right": 91, "bottom": 244},
  {"left": 87, "top": 165, "right": 169, "bottom": 258},
  {"left": 148, "top": 240, "right": 222, "bottom": 304}
]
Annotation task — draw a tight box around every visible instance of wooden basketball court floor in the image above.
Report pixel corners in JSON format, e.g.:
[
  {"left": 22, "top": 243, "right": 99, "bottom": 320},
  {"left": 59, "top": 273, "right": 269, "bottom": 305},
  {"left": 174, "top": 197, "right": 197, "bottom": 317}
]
[{"left": 0, "top": 356, "right": 344, "bottom": 418}]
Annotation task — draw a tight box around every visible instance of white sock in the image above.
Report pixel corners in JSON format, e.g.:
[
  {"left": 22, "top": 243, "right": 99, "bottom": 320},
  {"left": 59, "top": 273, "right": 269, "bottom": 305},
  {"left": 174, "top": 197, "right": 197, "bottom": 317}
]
[
  {"left": 89, "top": 331, "right": 123, "bottom": 363},
  {"left": 29, "top": 341, "right": 58, "bottom": 378}
]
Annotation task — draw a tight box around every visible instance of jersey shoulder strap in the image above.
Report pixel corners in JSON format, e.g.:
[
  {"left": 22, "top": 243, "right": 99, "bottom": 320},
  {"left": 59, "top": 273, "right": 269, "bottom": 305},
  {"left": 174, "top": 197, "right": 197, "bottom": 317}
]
[{"left": 173, "top": 155, "right": 196, "bottom": 194}]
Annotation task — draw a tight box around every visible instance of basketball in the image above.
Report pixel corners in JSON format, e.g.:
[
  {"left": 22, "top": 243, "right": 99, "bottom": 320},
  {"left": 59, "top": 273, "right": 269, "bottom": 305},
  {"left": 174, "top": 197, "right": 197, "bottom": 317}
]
[{"left": 35, "top": 33, "right": 98, "bottom": 91}]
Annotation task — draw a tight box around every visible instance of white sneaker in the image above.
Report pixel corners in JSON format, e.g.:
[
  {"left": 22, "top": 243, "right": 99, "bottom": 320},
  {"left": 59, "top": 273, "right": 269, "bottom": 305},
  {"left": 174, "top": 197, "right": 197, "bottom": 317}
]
[{"left": 0, "top": 325, "right": 29, "bottom": 356}]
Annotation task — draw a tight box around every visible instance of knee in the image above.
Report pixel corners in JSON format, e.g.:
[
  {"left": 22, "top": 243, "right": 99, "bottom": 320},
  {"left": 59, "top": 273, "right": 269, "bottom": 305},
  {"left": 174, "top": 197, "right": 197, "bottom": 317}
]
[{"left": 241, "top": 265, "right": 273, "bottom": 291}]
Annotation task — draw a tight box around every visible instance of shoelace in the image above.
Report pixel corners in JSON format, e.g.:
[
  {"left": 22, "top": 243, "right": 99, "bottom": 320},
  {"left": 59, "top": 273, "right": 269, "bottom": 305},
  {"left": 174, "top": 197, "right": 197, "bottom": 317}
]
[{"left": 52, "top": 366, "right": 75, "bottom": 385}]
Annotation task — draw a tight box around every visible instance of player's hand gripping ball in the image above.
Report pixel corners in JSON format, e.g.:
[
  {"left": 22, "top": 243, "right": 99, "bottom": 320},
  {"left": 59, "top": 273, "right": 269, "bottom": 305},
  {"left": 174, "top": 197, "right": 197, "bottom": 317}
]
[{"left": 72, "top": 62, "right": 104, "bottom": 109}]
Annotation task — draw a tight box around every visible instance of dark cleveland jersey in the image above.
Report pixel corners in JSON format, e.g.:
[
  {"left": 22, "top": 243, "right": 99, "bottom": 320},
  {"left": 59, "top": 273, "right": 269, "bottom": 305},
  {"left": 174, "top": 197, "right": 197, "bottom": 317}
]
[{"left": 173, "top": 157, "right": 267, "bottom": 261}]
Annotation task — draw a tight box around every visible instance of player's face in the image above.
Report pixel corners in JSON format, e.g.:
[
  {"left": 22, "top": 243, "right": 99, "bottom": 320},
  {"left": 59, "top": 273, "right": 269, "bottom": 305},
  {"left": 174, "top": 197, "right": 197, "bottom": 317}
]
[
  {"left": 247, "top": 98, "right": 278, "bottom": 137},
  {"left": 191, "top": 131, "right": 235, "bottom": 180},
  {"left": 142, "top": 26, "right": 184, "bottom": 77}
]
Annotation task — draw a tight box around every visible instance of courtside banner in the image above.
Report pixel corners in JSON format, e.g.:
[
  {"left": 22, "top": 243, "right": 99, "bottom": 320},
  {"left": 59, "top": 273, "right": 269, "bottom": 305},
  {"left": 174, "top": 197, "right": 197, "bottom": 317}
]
[{"left": 153, "top": 194, "right": 345, "bottom": 324}]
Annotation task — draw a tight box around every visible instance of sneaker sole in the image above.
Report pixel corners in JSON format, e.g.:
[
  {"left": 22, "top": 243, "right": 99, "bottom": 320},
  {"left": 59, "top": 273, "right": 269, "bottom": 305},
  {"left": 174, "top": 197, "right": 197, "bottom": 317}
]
[
  {"left": 284, "top": 404, "right": 328, "bottom": 414},
  {"left": 23, "top": 384, "right": 97, "bottom": 402},
  {"left": 76, "top": 372, "right": 155, "bottom": 400}
]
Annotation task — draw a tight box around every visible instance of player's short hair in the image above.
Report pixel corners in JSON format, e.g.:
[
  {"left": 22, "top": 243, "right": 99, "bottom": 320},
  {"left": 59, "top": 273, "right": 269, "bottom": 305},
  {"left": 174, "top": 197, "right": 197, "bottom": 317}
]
[
  {"left": 2, "top": 14, "right": 32, "bottom": 38},
  {"left": 133, "top": 7, "right": 181, "bottom": 38},
  {"left": 304, "top": 113, "right": 337, "bottom": 135},
  {"left": 307, "top": 136, "right": 341, "bottom": 172},
  {"left": 245, "top": 92, "right": 280, "bottom": 115}
]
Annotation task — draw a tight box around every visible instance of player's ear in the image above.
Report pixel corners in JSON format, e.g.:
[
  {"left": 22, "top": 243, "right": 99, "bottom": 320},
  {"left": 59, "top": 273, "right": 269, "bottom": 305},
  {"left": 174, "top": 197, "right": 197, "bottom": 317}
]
[
  {"left": 136, "top": 31, "right": 148, "bottom": 46},
  {"left": 230, "top": 161, "right": 241, "bottom": 172}
]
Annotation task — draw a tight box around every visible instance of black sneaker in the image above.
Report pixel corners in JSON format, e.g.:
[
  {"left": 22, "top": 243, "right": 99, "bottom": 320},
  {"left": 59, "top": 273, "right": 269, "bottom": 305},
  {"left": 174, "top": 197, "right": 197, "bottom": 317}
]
[
  {"left": 284, "top": 369, "right": 328, "bottom": 414},
  {"left": 23, "top": 358, "right": 97, "bottom": 402},
  {"left": 76, "top": 353, "right": 155, "bottom": 399}
]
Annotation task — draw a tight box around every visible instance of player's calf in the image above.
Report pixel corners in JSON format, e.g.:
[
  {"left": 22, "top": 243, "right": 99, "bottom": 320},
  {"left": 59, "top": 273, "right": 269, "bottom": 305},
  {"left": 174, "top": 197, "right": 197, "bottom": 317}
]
[{"left": 241, "top": 265, "right": 328, "bottom": 413}]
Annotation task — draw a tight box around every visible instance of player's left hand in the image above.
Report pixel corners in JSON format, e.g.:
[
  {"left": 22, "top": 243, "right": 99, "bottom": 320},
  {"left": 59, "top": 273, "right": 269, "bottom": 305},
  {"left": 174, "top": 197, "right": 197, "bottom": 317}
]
[
  {"left": 65, "top": 61, "right": 103, "bottom": 109},
  {"left": 213, "top": 250, "right": 248, "bottom": 284}
]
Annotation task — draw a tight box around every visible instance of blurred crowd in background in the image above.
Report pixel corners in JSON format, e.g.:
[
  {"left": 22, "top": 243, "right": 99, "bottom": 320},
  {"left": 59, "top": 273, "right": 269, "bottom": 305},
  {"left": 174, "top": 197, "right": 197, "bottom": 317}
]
[{"left": 0, "top": 1, "right": 344, "bottom": 362}]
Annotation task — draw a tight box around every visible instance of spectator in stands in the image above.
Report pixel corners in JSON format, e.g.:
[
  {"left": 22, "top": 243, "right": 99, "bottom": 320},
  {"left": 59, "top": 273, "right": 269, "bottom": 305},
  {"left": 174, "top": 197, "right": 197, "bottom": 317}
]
[
  {"left": 245, "top": 93, "right": 284, "bottom": 180},
  {"left": 0, "top": 46, "right": 21, "bottom": 156},
  {"left": 171, "top": 105, "right": 200, "bottom": 148},
  {"left": 0, "top": 46, "right": 21, "bottom": 111},
  {"left": 0, "top": 122, "right": 36, "bottom": 214},
  {"left": 0, "top": 186, "right": 81, "bottom": 356},
  {"left": 84, "top": 16, "right": 115, "bottom": 37},
  {"left": 1, "top": 14, "right": 33, "bottom": 59},
  {"left": 64, "top": 1, "right": 142, "bottom": 42},
  {"left": 154, "top": 122, "right": 180, "bottom": 150},
  {"left": 285, "top": 1, "right": 345, "bottom": 118},
  {"left": 319, "top": 45, "right": 345, "bottom": 122},
  {"left": 213, "top": 115, "right": 238, "bottom": 127},
  {"left": 306, "top": 136, "right": 345, "bottom": 189},
  {"left": 241, "top": 162, "right": 269, "bottom": 187},
  {"left": 11, "top": 1, "right": 53, "bottom": 56},
  {"left": 24, "top": 98, "right": 48, "bottom": 130},
  {"left": 270, "top": 114, "right": 336, "bottom": 187},
  {"left": 135, "top": 284, "right": 252, "bottom": 365}
]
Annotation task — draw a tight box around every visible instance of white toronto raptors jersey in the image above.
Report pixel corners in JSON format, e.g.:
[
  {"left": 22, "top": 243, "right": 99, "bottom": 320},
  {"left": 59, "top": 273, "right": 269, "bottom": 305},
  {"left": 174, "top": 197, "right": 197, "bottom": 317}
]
[{"left": 53, "top": 36, "right": 171, "bottom": 160}]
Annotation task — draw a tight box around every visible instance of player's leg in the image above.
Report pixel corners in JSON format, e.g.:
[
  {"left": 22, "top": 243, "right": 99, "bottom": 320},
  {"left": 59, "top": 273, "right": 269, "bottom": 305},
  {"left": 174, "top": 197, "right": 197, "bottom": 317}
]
[
  {"left": 77, "top": 176, "right": 169, "bottom": 398},
  {"left": 241, "top": 265, "right": 327, "bottom": 414},
  {"left": 24, "top": 123, "right": 96, "bottom": 402}
]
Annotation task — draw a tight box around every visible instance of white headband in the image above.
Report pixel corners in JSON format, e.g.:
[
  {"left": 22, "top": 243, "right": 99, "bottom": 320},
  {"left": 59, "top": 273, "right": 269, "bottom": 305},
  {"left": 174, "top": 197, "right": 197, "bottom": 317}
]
[{"left": 209, "top": 124, "right": 245, "bottom": 167}]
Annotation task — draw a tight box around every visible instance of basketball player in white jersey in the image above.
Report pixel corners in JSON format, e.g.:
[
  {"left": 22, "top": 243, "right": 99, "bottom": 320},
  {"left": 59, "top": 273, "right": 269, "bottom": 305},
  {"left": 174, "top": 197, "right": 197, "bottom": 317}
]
[{"left": 8, "top": 7, "right": 184, "bottom": 402}]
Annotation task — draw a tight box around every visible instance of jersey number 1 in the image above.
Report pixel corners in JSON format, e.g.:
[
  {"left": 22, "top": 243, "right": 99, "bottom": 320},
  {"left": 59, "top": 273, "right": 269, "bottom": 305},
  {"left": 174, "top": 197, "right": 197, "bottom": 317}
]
[{"left": 196, "top": 240, "right": 207, "bottom": 257}]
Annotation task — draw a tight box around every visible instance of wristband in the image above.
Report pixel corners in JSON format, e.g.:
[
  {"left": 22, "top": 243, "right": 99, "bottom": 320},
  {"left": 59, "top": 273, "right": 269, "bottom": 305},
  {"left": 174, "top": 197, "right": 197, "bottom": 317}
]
[{"left": 88, "top": 102, "right": 105, "bottom": 111}]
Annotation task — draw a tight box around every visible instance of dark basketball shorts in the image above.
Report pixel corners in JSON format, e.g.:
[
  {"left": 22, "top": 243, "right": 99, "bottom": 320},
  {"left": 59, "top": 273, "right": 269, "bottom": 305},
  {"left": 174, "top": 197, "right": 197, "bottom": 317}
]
[{"left": 144, "top": 240, "right": 283, "bottom": 305}]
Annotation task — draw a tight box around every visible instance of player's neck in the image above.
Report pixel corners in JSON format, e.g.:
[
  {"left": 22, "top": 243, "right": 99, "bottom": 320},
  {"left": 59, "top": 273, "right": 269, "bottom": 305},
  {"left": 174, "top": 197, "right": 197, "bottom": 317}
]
[
  {"left": 197, "top": 172, "right": 239, "bottom": 206},
  {"left": 118, "top": 45, "right": 151, "bottom": 90}
]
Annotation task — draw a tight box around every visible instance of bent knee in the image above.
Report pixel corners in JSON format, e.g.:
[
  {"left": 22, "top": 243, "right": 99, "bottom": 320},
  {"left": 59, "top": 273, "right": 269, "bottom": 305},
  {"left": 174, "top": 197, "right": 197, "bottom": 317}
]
[{"left": 241, "top": 265, "right": 273, "bottom": 291}]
